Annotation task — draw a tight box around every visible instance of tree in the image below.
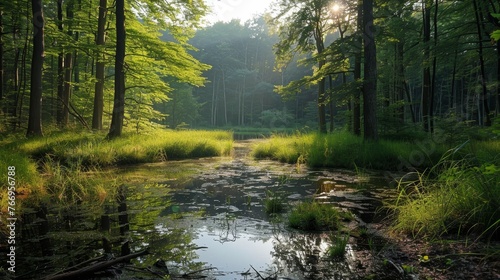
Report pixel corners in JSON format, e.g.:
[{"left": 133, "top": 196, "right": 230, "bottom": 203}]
[
  {"left": 92, "top": 0, "right": 107, "bottom": 130},
  {"left": 271, "top": 0, "right": 335, "bottom": 133},
  {"left": 363, "top": 0, "right": 378, "bottom": 140},
  {"left": 107, "top": 0, "right": 125, "bottom": 139},
  {"left": 472, "top": 0, "right": 491, "bottom": 126},
  {"left": 27, "top": 0, "right": 44, "bottom": 137}
]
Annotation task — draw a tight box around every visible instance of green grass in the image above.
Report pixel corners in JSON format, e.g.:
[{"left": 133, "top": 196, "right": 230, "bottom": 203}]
[
  {"left": 390, "top": 144, "right": 500, "bottom": 240},
  {"left": 288, "top": 201, "right": 345, "bottom": 231},
  {"left": 264, "top": 190, "right": 286, "bottom": 215},
  {"left": 327, "top": 234, "right": 349, "bottom": 258},
  {"left": 252, "top": 131, "right": 459, "bottom": 170},
  {"left": 5, "top": 129, "right": 233, "bottom": 168},
  {"left": 0, "top": 129, "right": 233, "bottom": 224},
  {"left": 0, "top": 150, "right": 42, "bottom": 212}
]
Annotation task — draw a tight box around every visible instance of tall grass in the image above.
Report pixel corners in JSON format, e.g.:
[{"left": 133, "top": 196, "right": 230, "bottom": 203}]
[
  {"left": 390, "top": 144, "right": 500, "bottom": 240},
  {"left": 0, "top": 150, "right": 42, "bottom": 212},
  {"left": 0, "top": 129, "right": 233, "bottom": 221},
  {"left": 252, "top": 131, "right": 444, "bottom": 170},
  {"left": 10, "top": 129, "right": 233, "bottom": 168},
  {"left": 288, "top": 201, "right": 343, "bottom": 231}
]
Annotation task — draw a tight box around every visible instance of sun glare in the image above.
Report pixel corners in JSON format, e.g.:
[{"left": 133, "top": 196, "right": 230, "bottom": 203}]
[{"left": 332, "top": 3, "right": 342, "bottom": 13}]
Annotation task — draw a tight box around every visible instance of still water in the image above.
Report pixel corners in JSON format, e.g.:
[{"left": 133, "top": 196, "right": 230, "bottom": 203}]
[{"left": 8, "top": 140, "right": 399, "bottom": 279}]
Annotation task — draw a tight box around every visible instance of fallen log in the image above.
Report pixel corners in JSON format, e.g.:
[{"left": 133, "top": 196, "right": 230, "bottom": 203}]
[{"left": 44, "top": 249, "right": 150, "bottom": 280}]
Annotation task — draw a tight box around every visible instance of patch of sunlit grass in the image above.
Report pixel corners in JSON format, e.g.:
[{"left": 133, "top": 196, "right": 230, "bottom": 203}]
[
  {"left": 390, "top": 145, "right": 500, "bottom": 240},
  {"left": 252, "top": 131, "right": 446, "bottom": 170},
  {"left": 9, "top": 129, "right": 233, "bottom": 168}
]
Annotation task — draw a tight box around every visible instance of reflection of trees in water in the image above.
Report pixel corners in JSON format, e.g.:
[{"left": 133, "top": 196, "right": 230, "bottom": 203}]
[
  {"left": 215, "top": 213, "right": 237, "bottom": 243},
  {"left": 14, "top": 183, "right": 201, "bottom": 278},
  {"left": 270, "top": 231, "right": 351, "bottom": 279}
]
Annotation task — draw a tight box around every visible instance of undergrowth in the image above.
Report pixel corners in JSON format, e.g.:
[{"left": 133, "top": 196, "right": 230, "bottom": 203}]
[
  {"left": 251, "top": 131, "right": 446, "bottom": 170},
  {"left": 390, "top": 142, "right": 500, "bottom": 240}
]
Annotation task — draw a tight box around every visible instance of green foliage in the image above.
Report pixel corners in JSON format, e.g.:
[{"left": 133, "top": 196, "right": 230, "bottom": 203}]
[
  {"left": 390, "top": 144, "right": 500, "bottom": 240},
  {"left": 327, "top": 235, "right": 349, "bottom": 259},
  {"left": 259, "top": 109, "right": 294, "bottom": 128},
  {"left": 288, "top": 201, "right": 342, "bottom": 231}
]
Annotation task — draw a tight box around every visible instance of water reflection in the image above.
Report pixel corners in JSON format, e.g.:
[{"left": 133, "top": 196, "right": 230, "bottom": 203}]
[
  {"left": 9, "top": 183, "right": 201, "bottom": 279},
  {"left": 7, "top": 140, "right": 396, "bottom": 279}
]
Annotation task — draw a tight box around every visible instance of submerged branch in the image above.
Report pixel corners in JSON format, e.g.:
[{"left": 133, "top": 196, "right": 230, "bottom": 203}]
[{"left": 44, "top": 249, "right": 150, "bottom": 280}]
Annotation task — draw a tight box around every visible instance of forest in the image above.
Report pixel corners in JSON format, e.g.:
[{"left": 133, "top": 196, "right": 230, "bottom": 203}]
[
  {"left": 0, "top": 0, "right": 499, "bottom": 135},
  {"left": 0, "top": 0, "right": 499, "bottom": 279}
]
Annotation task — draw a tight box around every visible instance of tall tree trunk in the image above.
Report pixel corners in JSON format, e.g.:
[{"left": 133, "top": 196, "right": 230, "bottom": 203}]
[
  {"left": 211, "top": 71, "right": 216, "bottom": 126},
  {"left": 429, "top": 0, "right": 439, "bottom": 132},
  {"left": 496, "top": 40, "right": 500, "bottom": 116},
  {"left": 363, "top": 0, "right": 378, "bottom": 140},
  {"left": 422, "top": 0, "right": 432, "bottom": 132},
  {"left": 316, "top": 43, "right": 327, "bottom": 133},
  {"left": 395, "top": 41, "right": 405, "bottom": 123},
  {"left": 353, "top": 0, "right": 362, "bottom": 136},
  {"left": 27, "top": 0, "right": 45, "bottom": 137},
  {"left": 93, "top": 0, "right": 107, "bottom": 130},
  {"left": 318, "top": 69, "right": 327, "bottom": 133},
  {"left": 329, "top": 75, "right": 334, "bottom": 132},
  {"left": 222, "top": 69, "right": 227, "bottom": 125},
  {"left": 107, "top": 0, "right": 125, "bottom": 138},
  {"left": 0, "top": 10, "right": 3, "bottom": 105},
  {"left": 451, "top": 48, "right": 458, "bottom": 116},
  {"left": 56, "top": 0, "right": 64, "bottom": 125},
  {"left": 473, "top": 0, "right": 492, "bottom": 126},
  {"left": 61, "top": 1, "right": 74, "bottom": 127}
]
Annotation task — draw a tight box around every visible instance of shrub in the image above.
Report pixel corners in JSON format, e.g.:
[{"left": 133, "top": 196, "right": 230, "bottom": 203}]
[{"left": 288, "top": 201, "right": 341, "bottom": 231}]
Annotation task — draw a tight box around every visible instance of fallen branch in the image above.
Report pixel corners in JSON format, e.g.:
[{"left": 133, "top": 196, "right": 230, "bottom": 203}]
[
  {"left": 250, "top": 265, "right": 266, "bottom": 280},
  {"left": 44, "top": 249, "right": 149, "bottom": 280},
  {"left": 181, "top": 267, "right": 216, "bottom": 278}
]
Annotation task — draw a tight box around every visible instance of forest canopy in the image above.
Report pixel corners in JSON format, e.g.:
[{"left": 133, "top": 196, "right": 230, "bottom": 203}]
[{"left": 0, "top": 0, "right": 499, "bottom": 138}]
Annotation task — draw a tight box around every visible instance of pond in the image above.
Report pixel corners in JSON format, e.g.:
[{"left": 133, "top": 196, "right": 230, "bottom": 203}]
[{"left": 6, "top": 139, "right": 403, "bottom": 279}]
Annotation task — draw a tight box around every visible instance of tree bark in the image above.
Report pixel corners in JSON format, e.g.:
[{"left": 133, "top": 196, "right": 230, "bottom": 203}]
[
  {"left": 422, "top": 0, "right": 431, "bottom": 132},
  {"left": 473, "top": 0, "right": 492, "bottom": 126},
  {"left": 107, "top": 0, "right": 125, "bottom": 139},
  {"left": 363, "top": 0, "right": 378, "bottom": 140},
  {"left": 0, "top": 10, "right": 3, "bottom": 104},
  {"left": 56, "top": 0, "right": 65, "bottom": 125},
  {"left": 353, "top": 0, "right": 362, "bottom": 136},
  {"left": 61, "top": 1, "right": 74, "bottom": 127},
  {"left": 92, "top": 0, "right": 107, "bottom": 130},
  {"left": 27, "top": 0, "right": 45, "bottom": 137}
]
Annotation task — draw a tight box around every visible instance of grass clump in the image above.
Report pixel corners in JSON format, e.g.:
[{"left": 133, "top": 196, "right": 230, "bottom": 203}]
[
  {"left": 288, "top": 201, "right": 343, "bottom": 231},
  {"left": 264, "top": 190, "right": 286, "bottom": 215},
  {"left": 390, "top": 144, "right": 500, "bottom": 240},
  {"left": 327, "top": 235, "right": 349, "bottom": 259}
]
